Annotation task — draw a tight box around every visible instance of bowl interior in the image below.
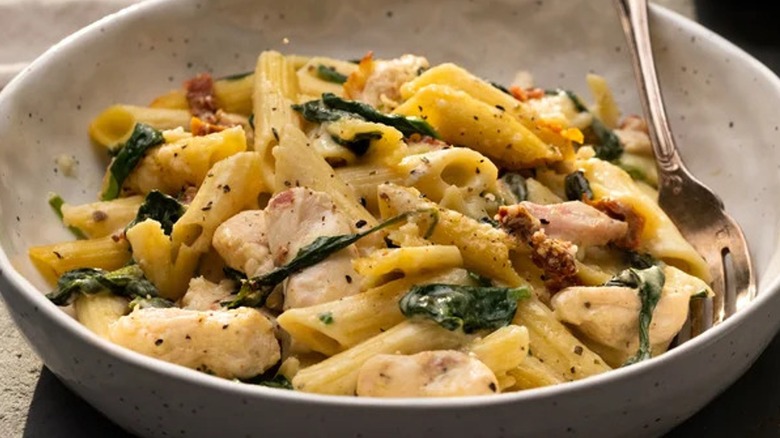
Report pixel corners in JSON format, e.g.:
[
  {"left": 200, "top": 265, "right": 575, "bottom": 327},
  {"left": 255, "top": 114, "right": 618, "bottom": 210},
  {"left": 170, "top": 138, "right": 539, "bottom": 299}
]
[{"left": 1, "top": 0, "right": 779, "bottom": 400}]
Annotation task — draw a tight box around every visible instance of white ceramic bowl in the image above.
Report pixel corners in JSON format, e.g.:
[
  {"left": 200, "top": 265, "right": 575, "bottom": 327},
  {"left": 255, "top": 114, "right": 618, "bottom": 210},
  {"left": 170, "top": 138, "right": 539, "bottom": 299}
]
[{"left": 1, "top": 0, "right": 779, "bottom": 436}]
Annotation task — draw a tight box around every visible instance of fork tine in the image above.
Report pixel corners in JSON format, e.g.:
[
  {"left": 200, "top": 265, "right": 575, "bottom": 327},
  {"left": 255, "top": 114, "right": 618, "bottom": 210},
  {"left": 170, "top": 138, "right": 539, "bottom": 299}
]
[
  {"left": 705, "top": 248, "right": 726, "bottom": 326},
  {"left": 726, "top": 230, "right": 756, "bottom": 315}
]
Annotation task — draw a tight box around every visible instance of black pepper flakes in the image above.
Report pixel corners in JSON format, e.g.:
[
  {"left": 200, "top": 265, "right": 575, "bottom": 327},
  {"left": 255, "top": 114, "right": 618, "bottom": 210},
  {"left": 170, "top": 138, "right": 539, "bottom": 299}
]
[
  {"left": 345, "top": 275, "right": 353, "bottom": 284},
  {"left": 573, "top": 345, "right": 583, "bottom": 356},
  {"left": 355, "top": 219, "right": 367, "bottom": 228},
  {"left": 155, "top": 339, "right": 164, "bottom": 346}
]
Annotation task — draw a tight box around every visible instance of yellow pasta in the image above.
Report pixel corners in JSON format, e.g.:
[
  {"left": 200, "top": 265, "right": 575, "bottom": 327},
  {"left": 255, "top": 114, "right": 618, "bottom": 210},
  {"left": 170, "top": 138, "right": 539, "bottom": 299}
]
[
  {"left": 394, "top": 84, "right": 562, "bottom": 169},
  {"left": 377, "top": 183, "right": 525, "bottom": 287},
  {"left": 35, "top": 51, "right": 715, "bottom": 399},
  {"left": 61, "top": 196, "right": 143, "bottom": 238},
  {"left": 252, "top": 51, "right": 301, "bottom": 190},
  {"left": 577, "top": 156, "right": 710, "bottom": 281},
  {"left": 29, "top": 236, "right": 131, "bottom": 283},
  {"left": 273, "top": 126, "right": 377, "bottom": 226},
  {"left": 121, "top": 125, "right": 247, "bottom": 196},
  {"left": 296, "top": 57, "right": 358, "bottom": 97},
  {"left": 89, "top": 105, "right": 192, "bottom": 147},
  {"left": 292, "top": 321, "right": 468, "bottom": 395},
  {"left": 277, "top": 269, "right": 470, "bottom": 356},
  {"left": 513, "top": 296, "right": 612, "bottom": 381},
  {"left": 74, "top": 292, "right": 129, "bottom": 339},
  {"left": 466, "top": 325, "right": 529, "bottom": 390}
]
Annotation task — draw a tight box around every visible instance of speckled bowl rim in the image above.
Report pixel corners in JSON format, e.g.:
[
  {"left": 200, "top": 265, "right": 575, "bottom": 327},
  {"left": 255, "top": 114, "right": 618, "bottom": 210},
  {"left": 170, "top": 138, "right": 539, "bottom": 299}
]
[{"left": 1, "top": 0, "right": 779, "bottom": 408}]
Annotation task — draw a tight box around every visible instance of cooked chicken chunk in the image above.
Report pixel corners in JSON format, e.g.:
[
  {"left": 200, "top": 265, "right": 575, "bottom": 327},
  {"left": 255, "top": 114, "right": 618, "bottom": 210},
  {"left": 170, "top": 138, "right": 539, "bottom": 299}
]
[
  {"left": 181, "top": 277, "right": 234, "bottom": 311},
  {"left": 350, "top": 54, "right": 429, "bottom": 110},
  {"left": 212, "top": 210, "right": 274, "bottom": 277},
  {"left": 551, "top": 265, "right": 694, "bottom": 365},
  {"left": 108, "top": 307, "right": 280, "bottom": 379},
  {"left": 265, "top": 188, "right": 362, "bottom": 309},
  {"left": 519, "top": 201, "right": 629, "bottom": 248},
  {"left": 356, "top": 351, "right": 498, "bottom": 397}
]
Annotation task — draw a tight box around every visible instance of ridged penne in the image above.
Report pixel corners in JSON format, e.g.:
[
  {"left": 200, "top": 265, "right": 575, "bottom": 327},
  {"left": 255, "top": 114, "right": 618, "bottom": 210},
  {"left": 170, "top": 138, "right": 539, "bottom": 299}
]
[
  {"left": 61, "top": 196, "right": 143, "bottom": 238},
  {"left": 89, "top": 105, "right": 192, "bottom": 147},
  {"left": 29, "top": 236, "right": 131, "bottom": 283}
]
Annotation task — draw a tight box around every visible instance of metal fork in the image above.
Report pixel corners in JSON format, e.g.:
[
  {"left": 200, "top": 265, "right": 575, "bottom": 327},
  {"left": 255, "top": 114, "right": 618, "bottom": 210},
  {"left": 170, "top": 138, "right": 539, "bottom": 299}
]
[{"left": 614, "top": 0, "right": 756, "bottom": 341}]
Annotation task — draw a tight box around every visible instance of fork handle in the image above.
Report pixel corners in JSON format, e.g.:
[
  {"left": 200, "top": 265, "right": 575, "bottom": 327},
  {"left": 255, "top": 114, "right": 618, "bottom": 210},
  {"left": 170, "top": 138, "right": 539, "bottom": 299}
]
[{"left": 614, "top": 0, "right": 681, "bottom": 173}]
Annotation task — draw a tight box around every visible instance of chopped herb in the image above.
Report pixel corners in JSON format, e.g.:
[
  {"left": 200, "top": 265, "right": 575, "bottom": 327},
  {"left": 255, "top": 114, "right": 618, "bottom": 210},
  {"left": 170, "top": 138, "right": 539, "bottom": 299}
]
[
  {"left": 553, "top": 89, "right": 623, "bottom": 161},
  {"left": 331, "top": 131, "right": 383, "bottom": 157},
  {"left": 243, "top": 374, "right": 293, "bottom": 390},
  {"left": 47, "top": 193, "right": 87, "bottom": 239},
  {"left": 223, "top": 209, "right": 436, "bottom": 308},
  {"left": 292, "top": 93, "right": 440, "bottom": 139},
  {"left": 399, "top": 283, "right": 531, "bottom": 333},
  {"left": 479, "top": 216, "right": 499, "bottom": 227},
  {"left": 248, "top": 113, "right": 255, "bottom": 130},
  {"left": 501, "top": 172, "right": 527, "bottom": 203},
  {"left": 46, "top": 264, "right": 159, "bottom": 306},
  {"left": 126, "top": 190, "right": 185, "bottom": 235},
  {"left": 490, "top": 81, "right": 511, "bottom": 95},
  {"left": 564, "top": 170, "right": 594, "bottom": 201},
  {"left": 690, "top": 289, "right": 709, "bottom": 299},
  {"left": 219, "top": 71, "right": 253, "bottom": 81},
  {"left": 315, "top": 64, "right": 348, "bottom": 84},
  {"left": 605, "top": 265, "right": 666, "bottom": 366},
  {"left": 102, "top": 123, "right": 164, "bottom": 200},
  {"left": 318, "top": 312, "right": 334, "bottom": 325},
  {"left": 467, "top": 271, "right": 494, "bottom": 287}
]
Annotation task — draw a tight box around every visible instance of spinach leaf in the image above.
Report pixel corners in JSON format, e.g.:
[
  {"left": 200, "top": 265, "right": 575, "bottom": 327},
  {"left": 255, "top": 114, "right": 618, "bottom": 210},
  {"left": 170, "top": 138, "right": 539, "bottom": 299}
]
[
  {"left": 223, "top": 209, "right": 433, "bottom": 308},
  {"left": 47, "top": 193, "right": 87, "bottom": 239},
  {"left": 331, "top": 131, "right": 383, "bottom": 157},
  {"left": 47, "top": 264, "right": 159, "bottom": 306},
  {"left": 501, "top": 172, "right": 527, "bottom": 203},
  {"left": 102, "top": 123, "right": 165, "bottom": 200},
  {"left": 292, "top": 93, "right": 440, "bottom": 139},
  {"left": 292, "top": 99, "right": 349, "bottom": 123},
  {"left": 564, "top": 170, "right": 594, "bottom": 201},
  {"left": 126, "top": 190, "right": 185, "bottom": 235},
  {"left": 605, "top": 265, "right": 666, "bottom": 366},
  {"left": 550, "top": 90, "right": 623, "bottom": 161},
  {"left": 315, "top": 65, "right": 348, "bottom": 84},
  {"left": 399, "top": 283, "right": 531, "bottom": 333}
]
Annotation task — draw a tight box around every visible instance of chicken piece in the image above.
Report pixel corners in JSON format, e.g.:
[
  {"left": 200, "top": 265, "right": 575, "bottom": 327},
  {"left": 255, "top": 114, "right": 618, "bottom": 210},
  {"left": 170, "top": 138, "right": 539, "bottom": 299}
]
[
  {"left": 615, "top": 115, "right": 652, "bottom": 156},
  {"left": 181, "top": 277, "right": 234, "bottom": 311},
  {"left": 212, "top": 210, "right": 274, "bottom": 277},
  {"left": 551, "top": 265, "right": 691, "bottom": 365},
  {"left": 519, "top": 201, "right": 629, "bottom": 248},
  {"left": 108, "top": 307, "right": 280, "bottom": 379},
  {"left": 347, "top": 54, "right": 429, "bottom": 110},
  {"left": 587, "top": 198, "right": 644, "bottom": 249},
  {"left": 497, "top": 204, "right": 579, "bottom": 290},
  {"left": 265, "top": 188, "right": 362, "bottom": 309},
  {"left": 356, "top": 351, "right": 498, "bottom": 397}
]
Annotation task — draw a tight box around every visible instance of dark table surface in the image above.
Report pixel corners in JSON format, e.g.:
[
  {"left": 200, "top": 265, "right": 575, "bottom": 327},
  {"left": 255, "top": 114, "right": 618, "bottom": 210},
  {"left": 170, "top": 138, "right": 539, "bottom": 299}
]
[{"left": 8, "top": 2, "right": 780, "bottom": 437}]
